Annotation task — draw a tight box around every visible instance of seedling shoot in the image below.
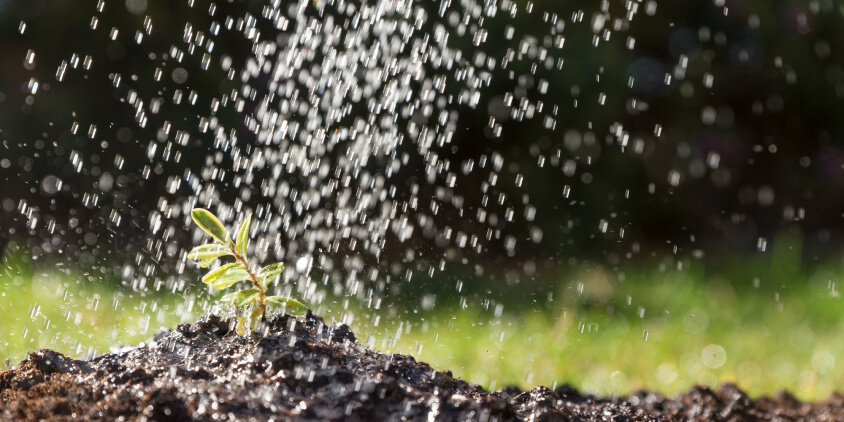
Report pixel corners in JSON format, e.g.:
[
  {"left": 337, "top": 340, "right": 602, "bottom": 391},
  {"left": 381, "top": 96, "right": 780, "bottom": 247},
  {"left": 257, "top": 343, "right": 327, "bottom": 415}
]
[{"left": 189, "top": 208, "right": 306, "bottom": 334}]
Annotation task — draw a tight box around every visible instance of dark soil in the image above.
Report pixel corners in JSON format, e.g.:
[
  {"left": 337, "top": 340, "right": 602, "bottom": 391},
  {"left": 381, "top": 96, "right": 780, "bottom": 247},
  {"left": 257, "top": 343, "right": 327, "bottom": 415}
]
[{"left": 1, "top": 312, "right": 842, "bottom": 421}]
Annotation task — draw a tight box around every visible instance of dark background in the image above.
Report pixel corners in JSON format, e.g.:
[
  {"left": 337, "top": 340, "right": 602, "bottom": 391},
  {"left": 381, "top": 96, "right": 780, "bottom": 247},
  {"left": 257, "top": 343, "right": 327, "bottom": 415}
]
[{"left": 1, "top": 0, "right": 842, "bottom": 289}]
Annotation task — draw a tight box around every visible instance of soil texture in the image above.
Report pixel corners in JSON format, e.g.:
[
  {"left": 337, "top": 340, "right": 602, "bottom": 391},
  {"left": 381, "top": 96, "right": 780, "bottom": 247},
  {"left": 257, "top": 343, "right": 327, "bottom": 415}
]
[{"left": 1, "top": 312, "right": 842, "bottom": 421}]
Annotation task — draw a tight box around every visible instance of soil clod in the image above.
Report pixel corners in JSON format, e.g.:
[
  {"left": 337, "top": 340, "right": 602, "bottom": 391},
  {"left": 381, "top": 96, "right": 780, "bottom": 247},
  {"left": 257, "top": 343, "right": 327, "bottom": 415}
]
[{"left": 1, "top": 312, "right": 842, "bottom": 421}]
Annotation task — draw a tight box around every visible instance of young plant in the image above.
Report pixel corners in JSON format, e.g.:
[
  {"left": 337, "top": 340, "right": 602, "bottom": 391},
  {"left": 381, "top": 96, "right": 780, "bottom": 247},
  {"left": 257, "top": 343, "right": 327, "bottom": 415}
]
[{"left": 188, "top": 208, "right": 306, "bottom": 334}]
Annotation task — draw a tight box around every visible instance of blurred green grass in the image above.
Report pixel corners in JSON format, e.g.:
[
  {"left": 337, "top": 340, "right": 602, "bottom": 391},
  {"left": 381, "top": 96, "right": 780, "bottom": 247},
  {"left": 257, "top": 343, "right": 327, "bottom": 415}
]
[
  {"left": 0, "top": 254, "right": 204, "bottom": 363},
  {"left": 3, "top": 252, "right": 844, "bottom": 402},
  {"left": 378, "top": 267, "right": 844, "bottom": 402}
]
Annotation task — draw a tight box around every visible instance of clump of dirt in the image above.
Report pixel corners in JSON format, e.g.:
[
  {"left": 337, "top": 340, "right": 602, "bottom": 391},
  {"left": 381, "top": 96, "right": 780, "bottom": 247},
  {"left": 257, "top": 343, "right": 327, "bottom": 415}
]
[{"left": 1, "top": 312, "right": 842, "bottom": 421}]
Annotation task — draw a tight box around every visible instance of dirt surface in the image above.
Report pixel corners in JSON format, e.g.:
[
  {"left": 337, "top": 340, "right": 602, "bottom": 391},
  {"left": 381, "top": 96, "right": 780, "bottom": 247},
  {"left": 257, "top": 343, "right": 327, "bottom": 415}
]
[{"left": 1, "top": 312, "right": 842, "bottom": 421}]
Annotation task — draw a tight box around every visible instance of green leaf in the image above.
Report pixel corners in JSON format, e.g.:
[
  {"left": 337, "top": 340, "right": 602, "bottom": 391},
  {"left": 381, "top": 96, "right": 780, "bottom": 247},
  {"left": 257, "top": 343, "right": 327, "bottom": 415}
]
[
  {"left": 220, "top": 288, "right": 260, "bottom": 306},
  {"left": 188, "top": 244, "right": 232, "bottom": 268},
  {"left": 259, "top": 262, "right": 284, "bottom": 279},
  {"left": 197, "top": 259, "right": 215, "bottom": 269},
  {"left": 250, "top": 306, "right": 265, "bottom": 330},
  {"left": 234, "top": 213, "right": 251, "bottom": 256},
  {"left": 219, "top": 290, "right": 239, "bottom": 304},
  {"left": 235, "top": 316, "right": 248, "bottom": 335},
  {"left": 266, "top": 296, "right": 308, "bottom": 315},
  {"left": 191, "top": 208, "right": 230, "bottom": 245},
  {"left": 202, "top": 262, "right": 239, "bottom": 284},
  {"left": 201, "top": 262, "right": 249, "bottom": 289},
  {"left": 211, "top": 267, "right": 251, "bottom": 290}
]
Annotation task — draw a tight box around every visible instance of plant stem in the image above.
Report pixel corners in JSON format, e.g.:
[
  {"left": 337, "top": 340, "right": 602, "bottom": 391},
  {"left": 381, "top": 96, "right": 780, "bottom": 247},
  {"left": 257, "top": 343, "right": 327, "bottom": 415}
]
[{"left": 230, "top": 246, "right": 267, "bottom": 320}]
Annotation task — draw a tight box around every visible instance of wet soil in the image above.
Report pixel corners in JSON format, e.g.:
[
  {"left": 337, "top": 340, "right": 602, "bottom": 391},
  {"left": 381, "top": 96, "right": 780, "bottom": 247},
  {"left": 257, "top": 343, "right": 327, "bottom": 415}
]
[{"left": 1, "top": 312, "right": 842, "bottom": 421}]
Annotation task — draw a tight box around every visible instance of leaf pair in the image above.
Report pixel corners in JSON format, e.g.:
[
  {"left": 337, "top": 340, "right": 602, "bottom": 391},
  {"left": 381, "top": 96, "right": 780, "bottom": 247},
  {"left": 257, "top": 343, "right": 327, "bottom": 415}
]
[
  {"left": 202, "top": 262, "right": 250, "bottom": 289},
  {"left": 220, "top": 288, "right": 261, "bottom": 307},
  {"left": 190, "top": 208, "right": 251, "bottom": 255},
  {"left": 187, "top": 243, "right": 232, "bottom": 268},
  {"left": 259, "top": 262, "right": 284, "bottom": 286},
  {"left": 266, "top": 296, "right": 307, "bottom": 315}
]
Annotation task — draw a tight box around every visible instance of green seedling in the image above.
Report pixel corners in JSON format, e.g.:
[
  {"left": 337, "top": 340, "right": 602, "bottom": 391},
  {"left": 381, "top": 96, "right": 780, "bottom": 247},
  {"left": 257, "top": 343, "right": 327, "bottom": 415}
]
[{"left": 189, "top": 208, "right": 306, "bottom": 334}]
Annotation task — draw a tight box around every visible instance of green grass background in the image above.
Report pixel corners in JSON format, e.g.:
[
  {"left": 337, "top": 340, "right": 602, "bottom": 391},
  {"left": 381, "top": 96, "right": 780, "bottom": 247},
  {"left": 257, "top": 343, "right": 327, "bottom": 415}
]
[{"left": 2, "top": 251, "right": 844, "bottom": 402}]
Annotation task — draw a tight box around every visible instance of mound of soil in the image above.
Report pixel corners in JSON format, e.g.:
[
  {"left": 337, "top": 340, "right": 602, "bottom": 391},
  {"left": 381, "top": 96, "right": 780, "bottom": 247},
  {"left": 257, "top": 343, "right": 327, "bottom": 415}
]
[{"left": 1, "top": 312, "right": 842, "bottom": 421}]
